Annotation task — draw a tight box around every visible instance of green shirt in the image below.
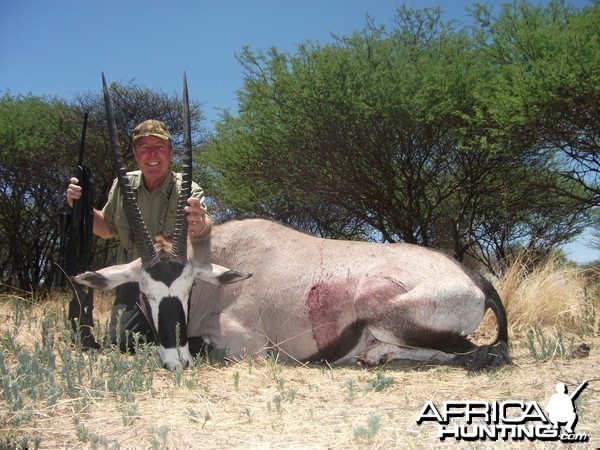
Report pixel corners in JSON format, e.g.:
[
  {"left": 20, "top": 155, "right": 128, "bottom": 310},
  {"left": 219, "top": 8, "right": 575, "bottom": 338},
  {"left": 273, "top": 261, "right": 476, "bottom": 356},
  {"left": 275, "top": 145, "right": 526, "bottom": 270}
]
[{"left": 102, "top": 170, "right": 204, "bottom": 263}]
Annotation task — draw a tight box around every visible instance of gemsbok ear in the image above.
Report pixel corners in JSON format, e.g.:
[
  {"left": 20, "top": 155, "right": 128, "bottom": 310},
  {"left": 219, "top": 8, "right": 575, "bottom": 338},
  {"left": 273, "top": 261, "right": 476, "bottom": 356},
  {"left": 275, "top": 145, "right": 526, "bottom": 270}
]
[
  {"left": 72, "top": 258, "right": 143, "bottom": 290},
  {"left": 192, "top": 263, "right": 252, "bottom": 286}
]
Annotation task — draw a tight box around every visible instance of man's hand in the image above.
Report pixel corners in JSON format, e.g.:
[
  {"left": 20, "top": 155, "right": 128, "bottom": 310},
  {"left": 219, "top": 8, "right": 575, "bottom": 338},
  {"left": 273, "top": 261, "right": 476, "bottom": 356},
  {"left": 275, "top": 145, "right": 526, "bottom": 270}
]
[
  {"left": 185, "top": 197, "right": 211, "bottom": 238},
  {"left": 65, "top": 176, "right": 112, "bottom": 239},
  {"left": 66, "top": 177, "right": 82, "bottom": 207}
]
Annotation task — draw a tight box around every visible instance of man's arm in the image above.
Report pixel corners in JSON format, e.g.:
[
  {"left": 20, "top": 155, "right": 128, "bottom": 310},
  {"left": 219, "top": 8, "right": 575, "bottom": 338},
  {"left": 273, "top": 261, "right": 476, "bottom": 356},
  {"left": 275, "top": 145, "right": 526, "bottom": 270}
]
[{"left": 92, "top": 208, "right": 113, "bottom": 239}]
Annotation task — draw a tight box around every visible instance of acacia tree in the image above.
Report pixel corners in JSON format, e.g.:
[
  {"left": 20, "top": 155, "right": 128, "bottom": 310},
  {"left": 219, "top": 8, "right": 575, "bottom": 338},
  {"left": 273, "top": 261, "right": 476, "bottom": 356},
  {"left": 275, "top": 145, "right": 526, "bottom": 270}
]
[
  {"left": 0, "top": 94, "right": 76, "bottom": 291},
  {"left": 463, "top": 0, "right": 598, "bottom": 268},
  {"left": 206, "top": 7, "right": 491, "bottom": 245},
  {"left": 0, "top": 81, "right": 206, "bottom": 293},
  {"left": 203, "top": 4, "right": 589, "bottom": 271},
  {"left": 471, "top": 0, "right": 599, "bottom": 206}
]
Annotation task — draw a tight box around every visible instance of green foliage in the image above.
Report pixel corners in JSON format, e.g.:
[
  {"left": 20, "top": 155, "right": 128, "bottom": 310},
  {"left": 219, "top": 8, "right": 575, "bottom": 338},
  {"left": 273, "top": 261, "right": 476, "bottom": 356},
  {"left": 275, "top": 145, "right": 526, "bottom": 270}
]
[
  {"left": 269, "top": 376, "right": 297, "bottom": 413},
  {"left": 345, "top": 379, "right": 358, "bottom": 403},
  {"left": 233, "top": 370, "right": 240, "bottom": 391},
  {"left": 0, "top": 94, "right": 77, "bottom": 292},
  {"left": 353, "top": 414, "right": 381, "bottom": 442},
  {"left": 206, "top": 14, "right": 488, "bottom": 240},
  {"left": 203, "top": 1, "right": 597, "bottom": 271},
  {"left": 364, "top": 371, "right": 395, "bottom": 393},
  {"left": 526, "top": 325, "right": 574, "bottom": 360},
  {"left": 74, "top": 419, "right": 109, "bottom": 447},
  {"left": 276, "top": 377, "right": 297, "bottom": 403},
  {"left": 344, "top": 371, "right": 395, "bottom": 403},
  {"left": 147, "top": 424, "right": 170, "bottom": 450},
  {"left": 471, "top": 0, "right": 599, "bottom": 205},
  {"left": 0, "top": 295, "right": 161, "bottom": 438},
  {"left": 0, "top": 94, "right": 59, "bottom": 159}
]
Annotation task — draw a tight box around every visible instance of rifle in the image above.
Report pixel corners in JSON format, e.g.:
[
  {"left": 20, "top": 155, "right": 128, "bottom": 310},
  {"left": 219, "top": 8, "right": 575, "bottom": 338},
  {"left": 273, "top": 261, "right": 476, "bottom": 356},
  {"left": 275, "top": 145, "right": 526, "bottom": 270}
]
[
  {"left": 59, "top": 112, "right": 99, "bottom": 349},
  {"left": 569, "top": 380, "right": 588, "bottom": 401}
]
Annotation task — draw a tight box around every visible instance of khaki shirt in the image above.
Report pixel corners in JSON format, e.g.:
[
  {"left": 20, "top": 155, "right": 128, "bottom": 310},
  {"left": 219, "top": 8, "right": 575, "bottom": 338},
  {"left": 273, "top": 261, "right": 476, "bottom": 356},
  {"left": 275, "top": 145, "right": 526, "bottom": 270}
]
[{"left": 102, "top": 170, "right": 204, "bottom": 263}]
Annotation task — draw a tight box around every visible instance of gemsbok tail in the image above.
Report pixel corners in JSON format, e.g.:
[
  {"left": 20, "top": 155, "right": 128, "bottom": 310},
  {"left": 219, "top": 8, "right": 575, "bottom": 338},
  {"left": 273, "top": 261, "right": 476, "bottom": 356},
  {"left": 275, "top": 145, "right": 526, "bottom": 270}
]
[{"left": 454, "top": 286, "right": 512, "bottom": 373}]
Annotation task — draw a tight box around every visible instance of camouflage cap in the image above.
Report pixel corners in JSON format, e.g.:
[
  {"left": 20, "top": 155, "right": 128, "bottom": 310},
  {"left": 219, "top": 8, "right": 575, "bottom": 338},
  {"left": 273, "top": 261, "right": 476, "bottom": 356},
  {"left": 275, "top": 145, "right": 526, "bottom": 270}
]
[{"left": 132, "top": 120, "right": 172, "bottom": 143}]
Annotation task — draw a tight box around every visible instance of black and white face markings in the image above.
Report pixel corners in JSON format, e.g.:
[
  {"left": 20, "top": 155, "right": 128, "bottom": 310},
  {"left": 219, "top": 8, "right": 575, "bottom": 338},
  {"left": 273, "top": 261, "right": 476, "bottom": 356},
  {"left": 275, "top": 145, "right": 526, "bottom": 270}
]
[
  {"left": 139, "top": 257, "right": 196, "bottom": 369},
  {"left": 72, "top": 254, "right": 252, "bottom": 369}
]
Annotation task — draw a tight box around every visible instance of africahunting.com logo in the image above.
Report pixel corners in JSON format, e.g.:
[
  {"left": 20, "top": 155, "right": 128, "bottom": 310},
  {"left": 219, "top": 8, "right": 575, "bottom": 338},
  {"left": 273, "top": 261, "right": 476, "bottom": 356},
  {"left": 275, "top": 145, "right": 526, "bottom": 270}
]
[{"left": 415, "top": 381, "right": 589, "bottom": 443}]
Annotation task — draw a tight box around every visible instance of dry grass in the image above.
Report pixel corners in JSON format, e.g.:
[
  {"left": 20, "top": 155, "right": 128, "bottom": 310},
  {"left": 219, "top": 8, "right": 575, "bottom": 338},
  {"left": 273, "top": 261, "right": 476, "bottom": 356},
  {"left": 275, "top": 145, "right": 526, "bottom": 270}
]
[
  {"left": 1, "top": 258, "right": 599, "bottom": 449},
  {"left": 495, "top": 254, "right": 598, "bottom": 333}
]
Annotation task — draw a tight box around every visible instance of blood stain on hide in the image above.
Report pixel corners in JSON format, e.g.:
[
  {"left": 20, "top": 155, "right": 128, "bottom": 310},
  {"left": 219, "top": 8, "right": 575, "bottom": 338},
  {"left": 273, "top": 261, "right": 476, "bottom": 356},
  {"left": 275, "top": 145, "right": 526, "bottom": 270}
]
[{"left": 307, "top": 280, "right": 363, "bottom": 361}]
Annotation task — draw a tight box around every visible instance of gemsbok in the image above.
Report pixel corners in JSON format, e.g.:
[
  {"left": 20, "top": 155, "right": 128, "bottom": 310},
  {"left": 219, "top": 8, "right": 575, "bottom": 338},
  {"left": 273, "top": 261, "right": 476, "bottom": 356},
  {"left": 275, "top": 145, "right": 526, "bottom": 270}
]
[{"left": 74, "top": 74, "right": 511, "bottom": 372}]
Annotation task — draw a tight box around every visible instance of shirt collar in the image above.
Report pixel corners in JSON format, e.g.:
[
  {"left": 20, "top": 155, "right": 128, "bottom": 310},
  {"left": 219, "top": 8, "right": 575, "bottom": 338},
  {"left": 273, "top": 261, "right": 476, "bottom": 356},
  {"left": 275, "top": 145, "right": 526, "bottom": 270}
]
[{"left": 129, "top": 170, "right": 174, "bottom": 194}]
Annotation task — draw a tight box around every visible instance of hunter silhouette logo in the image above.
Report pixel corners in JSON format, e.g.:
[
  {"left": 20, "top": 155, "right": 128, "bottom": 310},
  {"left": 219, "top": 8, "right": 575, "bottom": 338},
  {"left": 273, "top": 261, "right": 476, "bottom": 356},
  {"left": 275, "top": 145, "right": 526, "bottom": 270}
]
[
  {"left": 416, "top": 380, "right": 589, "bottom": 443},
  {"left": 546, "top": 381, "right": 588, "bottom": 436}
]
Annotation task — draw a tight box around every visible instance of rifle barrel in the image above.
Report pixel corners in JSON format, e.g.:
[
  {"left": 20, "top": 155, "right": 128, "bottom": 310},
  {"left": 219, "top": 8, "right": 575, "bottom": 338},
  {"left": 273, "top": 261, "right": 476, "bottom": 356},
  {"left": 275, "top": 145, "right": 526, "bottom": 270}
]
[
  {"left": 569, "top": 380, "right": 588, "bottom": 400},
  {"left": 77, "top": 112, "right": 89, "bottom": 167}
]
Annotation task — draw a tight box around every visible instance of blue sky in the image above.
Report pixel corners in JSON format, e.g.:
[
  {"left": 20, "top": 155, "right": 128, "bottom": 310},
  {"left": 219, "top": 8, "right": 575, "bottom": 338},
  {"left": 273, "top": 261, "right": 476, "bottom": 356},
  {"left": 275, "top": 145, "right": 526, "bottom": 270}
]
[{"left": 1, "top": 0, "right": 596, "bottom": 262}]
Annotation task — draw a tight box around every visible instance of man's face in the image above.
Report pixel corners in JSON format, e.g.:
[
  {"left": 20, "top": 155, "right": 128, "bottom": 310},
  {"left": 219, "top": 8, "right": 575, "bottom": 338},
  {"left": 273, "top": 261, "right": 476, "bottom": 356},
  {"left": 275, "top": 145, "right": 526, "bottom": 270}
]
[{"left": 133, "top": 136, "right": 174, "bottom": 184}]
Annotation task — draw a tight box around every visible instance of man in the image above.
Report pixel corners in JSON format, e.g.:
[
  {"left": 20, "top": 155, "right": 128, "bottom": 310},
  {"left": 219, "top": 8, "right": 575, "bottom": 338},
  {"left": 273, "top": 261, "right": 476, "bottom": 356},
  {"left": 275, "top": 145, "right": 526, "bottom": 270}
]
[{"left": 66, "top": 119, "right": 211, "bottom": 350}]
